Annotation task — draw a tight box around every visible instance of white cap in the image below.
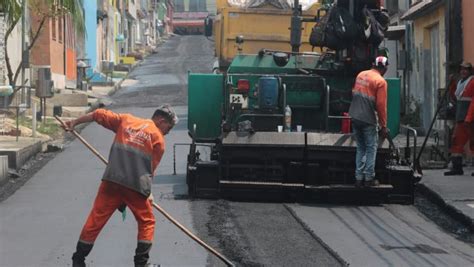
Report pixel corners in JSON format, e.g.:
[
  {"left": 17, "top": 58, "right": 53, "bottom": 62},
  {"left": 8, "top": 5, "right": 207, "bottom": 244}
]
[{"left": 375, "top": 56, "right": 389, "bottom": 68}]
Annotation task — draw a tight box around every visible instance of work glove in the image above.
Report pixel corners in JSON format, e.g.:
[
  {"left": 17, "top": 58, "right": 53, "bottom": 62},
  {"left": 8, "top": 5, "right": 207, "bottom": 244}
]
[{"left": 117, "top": 203, "right": 127, "bottom": 221}]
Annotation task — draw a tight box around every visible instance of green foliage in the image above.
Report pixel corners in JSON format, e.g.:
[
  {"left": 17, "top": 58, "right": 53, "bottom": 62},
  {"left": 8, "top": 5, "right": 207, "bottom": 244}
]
[
  {"left": 33, "top": 0, "right": 85, "bottom": 34},
  {"left": 0, "top": 0, "right": 21, "bottom": 24},
  {"left": 2, "top": 0, "right": 84, "bottom": 33},
  {"left": 112, "top": 71, "right": 128, "bottom": 79},
  {"left": 0, "top": 0, "right": 21, "bottom": 26},
  {"left": 3, "top": 0, "right": 85, "bottom": 87},
  {"left": 18, "top": 116, "right": 61, "bottom": 136},
  {"left": 60, "top": 0, "right": 85, "bottom": 34}
]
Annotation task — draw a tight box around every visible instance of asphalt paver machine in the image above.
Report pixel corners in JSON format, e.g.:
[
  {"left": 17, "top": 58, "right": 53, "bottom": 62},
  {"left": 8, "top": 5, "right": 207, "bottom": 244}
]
[{"left": 186, "top": 0, "right": 420, "bottom": 204}]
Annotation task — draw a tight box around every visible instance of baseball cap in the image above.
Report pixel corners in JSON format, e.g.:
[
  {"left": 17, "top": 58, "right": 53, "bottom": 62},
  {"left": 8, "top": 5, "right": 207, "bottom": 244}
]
[
  {"left": 375, "top": 56, "right": 389, "bottom": 68},
  {"left": 460, "top": 61, "right": 472, "bottom": 69}
]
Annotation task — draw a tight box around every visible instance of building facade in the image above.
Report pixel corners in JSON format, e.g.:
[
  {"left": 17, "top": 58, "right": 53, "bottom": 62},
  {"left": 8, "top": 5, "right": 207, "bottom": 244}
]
[
  {"left": 30, "top": 4, "right": 77, "bottom": 89},
  {"left": 401, "top": 0, "right": 446, "bottom": 130},
  {"left": 1, "top": 0, "right": 172, "bottom": 92},
  {"left": 382, "top": 0, "right": 473, "bottom": 145},
  {"left": 461, "top": 0, "right": 474, "bottom": 64},
  {"left": 1, "top": 8, "right": 30, "bottom": 88}
]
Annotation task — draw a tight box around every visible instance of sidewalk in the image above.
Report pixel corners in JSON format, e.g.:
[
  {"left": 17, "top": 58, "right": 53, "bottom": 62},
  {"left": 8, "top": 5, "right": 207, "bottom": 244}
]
[
  {"left": 0, "top": 83, "right": 120, "bottom": 184},
  {"left": 420, "top": 168, "right": 474, "bottom": 231},
  {"left": 0, "top": 136, "right": 43, "bottom": 185},
  {"left": 0, "top": 37, "right": 156, "bottom": 189}
]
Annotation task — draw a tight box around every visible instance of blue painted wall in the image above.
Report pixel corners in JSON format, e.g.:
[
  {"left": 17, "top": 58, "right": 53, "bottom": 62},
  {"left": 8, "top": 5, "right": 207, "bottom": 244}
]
[{"left": 84, "top": 0, "right": 97, "bottom": 70}]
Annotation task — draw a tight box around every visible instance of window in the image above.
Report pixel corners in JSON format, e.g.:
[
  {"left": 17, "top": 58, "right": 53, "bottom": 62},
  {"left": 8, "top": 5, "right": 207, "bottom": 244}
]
[
  {"left": 187, "top": 0, "right": 207, "bottom": 12},
  {"left": 67, "top": 16, "right": 73, "bottom": 48},
  {"left": 190, "top": 0, "right": 206, "bottom": 12},
  {"left": 409, "top": 0, "right": 423, "bottom": 7},
  {"left": 58, "top": 16, "right": 63, "bottom": 43},
  {"left": 198, "top": 0, "right": 207, "bottom": 12},
  {"left": 189, "top": 0, "right": 198, "bottom": 12},
  {"left": 386, "top": 1, "right": 399, "bottom": 15},
  {"left": 174, "top": 0, "right": 184, "bottom": 12},
  {"left": 52, "top": 17, "right": 56, "bottom": 40}
]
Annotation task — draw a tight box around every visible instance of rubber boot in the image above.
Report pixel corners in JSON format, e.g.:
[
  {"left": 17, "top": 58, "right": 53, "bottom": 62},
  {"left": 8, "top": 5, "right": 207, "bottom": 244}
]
[
  {"left": 444, "top": 157, "right": 464, "bottom": 176},
  {"left": 134, "top": 241, "right": 153, "bottom": 267},
  {"left": 72, "top": 241, "right": 93, "bottom": 267}
]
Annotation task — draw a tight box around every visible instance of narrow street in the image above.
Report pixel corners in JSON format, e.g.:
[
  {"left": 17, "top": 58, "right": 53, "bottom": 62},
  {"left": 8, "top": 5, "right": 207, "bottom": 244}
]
[{"left": 1, "top": 35, "right": 474, "bottom": 267}]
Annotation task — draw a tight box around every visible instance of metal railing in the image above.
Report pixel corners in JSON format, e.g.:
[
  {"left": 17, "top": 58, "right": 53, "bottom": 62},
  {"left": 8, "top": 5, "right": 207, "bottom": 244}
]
[
  {"left": 401, "top": 125, "right": 417, "bottom": 166},
  {"left": 173, "top": 143, "right": 213, "bottom": 175},
  {"left": 0, "top": 85, "right": 32, "bottom": 141}
]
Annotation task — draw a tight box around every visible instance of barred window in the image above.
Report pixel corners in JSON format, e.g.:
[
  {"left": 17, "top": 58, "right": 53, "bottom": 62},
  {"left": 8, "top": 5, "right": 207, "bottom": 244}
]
[
  {"left": 175, "top": 0, "right": 185, "bottom": 12},
  {"left": 52, "top": 17, "right": 56, "bottom": 40}
]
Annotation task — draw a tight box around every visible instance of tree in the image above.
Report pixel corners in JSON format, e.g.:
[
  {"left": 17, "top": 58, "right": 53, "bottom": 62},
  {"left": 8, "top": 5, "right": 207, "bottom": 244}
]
[{"left": 1, "top": 0, "right": 84, "bottom": 92}]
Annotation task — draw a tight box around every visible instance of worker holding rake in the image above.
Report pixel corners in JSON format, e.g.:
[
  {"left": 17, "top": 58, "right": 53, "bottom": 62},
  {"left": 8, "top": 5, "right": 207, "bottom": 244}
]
[{"left": 63, "top": 105, "right": 178, "bottom": 267}]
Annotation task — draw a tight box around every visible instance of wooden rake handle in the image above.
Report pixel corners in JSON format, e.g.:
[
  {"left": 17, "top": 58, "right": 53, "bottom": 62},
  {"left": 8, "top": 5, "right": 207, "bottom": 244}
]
[{"left": 54, "top": 115, "right": 234, "bottom": 267}]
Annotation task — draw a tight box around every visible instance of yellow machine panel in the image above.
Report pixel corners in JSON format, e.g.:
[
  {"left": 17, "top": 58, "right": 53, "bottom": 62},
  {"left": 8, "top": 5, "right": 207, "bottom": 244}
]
[{"left": 213, "top": 1, "right": 321, "bottom": 68}]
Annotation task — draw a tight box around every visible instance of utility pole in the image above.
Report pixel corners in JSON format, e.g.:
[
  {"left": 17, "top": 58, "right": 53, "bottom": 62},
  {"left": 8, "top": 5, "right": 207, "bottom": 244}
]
[
  {"left": 122, "top": 0, "right": 128, "bottom": 57},
  {"left": 0, "top": 12, "right": 5, "bottom": 86},
  {"left": 17, "top": 0, "right": 27, "bottom": 142},
  {"left": 21, "top": 0, "right": 26, "bottom": 103}
]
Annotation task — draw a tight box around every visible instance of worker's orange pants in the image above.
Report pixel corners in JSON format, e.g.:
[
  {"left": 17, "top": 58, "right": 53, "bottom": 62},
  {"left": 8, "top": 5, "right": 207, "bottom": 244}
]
[
  {"left": 450, "top": 122, "right": 474, "bottom": 155},
  {"left": 79, "top": 181, "right": 155, "bottom": 244}
]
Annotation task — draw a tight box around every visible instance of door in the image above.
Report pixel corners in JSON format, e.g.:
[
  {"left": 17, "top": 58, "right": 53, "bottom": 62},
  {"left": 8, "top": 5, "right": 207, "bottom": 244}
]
[
  {"left": 430, "top": 24, "right": 441, "bottom": 130},
  {"left": 422, "top": 23, "right": 440, "bottom": 130}
]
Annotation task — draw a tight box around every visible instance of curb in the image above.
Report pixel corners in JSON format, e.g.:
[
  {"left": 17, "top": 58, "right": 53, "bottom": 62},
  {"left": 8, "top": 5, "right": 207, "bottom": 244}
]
[
  {"left": 417, "top": 183, "right": 474, "bottom": 232},
  {"left": 0, "top": 155, "right": 8, "bottom": 186}
]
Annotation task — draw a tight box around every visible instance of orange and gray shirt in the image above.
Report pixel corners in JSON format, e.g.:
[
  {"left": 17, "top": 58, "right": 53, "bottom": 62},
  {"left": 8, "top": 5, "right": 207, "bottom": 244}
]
[
  {"left": 93, "top": 109, "right": 165, "bottom": 197},
  {"left": 348, "top": 69, "right": 387, "bottom": 127},
  {"left": 452, "top": 75, "right": 474, "bottom": 122}
]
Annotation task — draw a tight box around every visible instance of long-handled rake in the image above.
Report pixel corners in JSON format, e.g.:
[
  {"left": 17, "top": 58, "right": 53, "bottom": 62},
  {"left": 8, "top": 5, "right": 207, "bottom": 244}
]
[{"left": 55, "top": 115, "right": 234, "bottom": 267}]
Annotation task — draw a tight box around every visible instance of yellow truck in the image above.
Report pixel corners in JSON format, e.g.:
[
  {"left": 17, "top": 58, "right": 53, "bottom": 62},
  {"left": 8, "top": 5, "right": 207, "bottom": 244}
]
[{"left": 211, "top": 0, "right": 322, "bottom": 69}]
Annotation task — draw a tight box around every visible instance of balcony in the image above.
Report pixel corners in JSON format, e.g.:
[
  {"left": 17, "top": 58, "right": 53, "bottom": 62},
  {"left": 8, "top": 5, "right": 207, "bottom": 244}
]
[
  {"left": 97, "top": 0, "right": 113, "bottom": 12},
  {"left": 401, "top": 0, "right": 443, "bottom": 20},
  {"left": 137, "top": 0, "right": 149, "bottom": 19},
  {"left": 126, "top": 0, "right": 138, "bottom": 20},
  {"left": 150, "top": 0, "right": 157, "bottom": 11}
]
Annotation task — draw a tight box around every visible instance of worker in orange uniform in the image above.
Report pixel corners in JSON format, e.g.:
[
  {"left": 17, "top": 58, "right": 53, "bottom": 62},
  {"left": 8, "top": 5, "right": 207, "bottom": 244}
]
[
  {"left": 349, "top": 56, "right": 389, "bottom": 187},
  {"left": 64, "top": 105, "right": 178, "bottom": 267},
  {"left": 444, "top": 62, "right": 474, "bottom": 176}
]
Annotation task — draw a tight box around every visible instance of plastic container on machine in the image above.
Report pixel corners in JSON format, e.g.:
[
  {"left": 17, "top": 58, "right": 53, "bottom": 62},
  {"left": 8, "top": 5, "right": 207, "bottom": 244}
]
[
  {"left": 284, "top": 105, "right": 292, "bottom": 132},
  {"left": 258, "top": 76, "right": 279, "bottom": 109},
  {"left": 341, "top": 112, "right": 351, "bottom": 133}
]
